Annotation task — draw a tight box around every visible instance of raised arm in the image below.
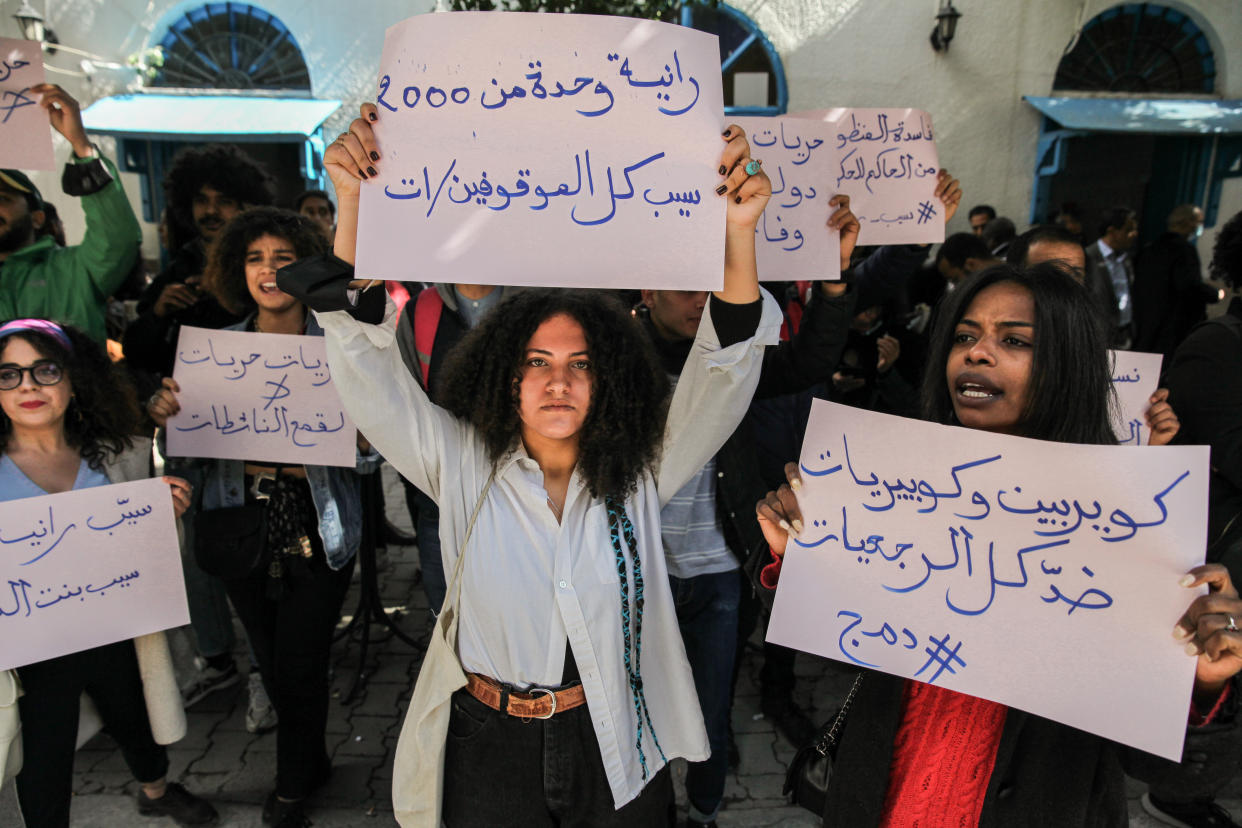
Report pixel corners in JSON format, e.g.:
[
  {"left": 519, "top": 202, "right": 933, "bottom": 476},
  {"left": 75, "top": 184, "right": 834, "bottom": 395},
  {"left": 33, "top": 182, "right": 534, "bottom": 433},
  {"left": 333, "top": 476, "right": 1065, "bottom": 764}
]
[{"left": 656, "top": 125, "right": 782, "bottom": 501}]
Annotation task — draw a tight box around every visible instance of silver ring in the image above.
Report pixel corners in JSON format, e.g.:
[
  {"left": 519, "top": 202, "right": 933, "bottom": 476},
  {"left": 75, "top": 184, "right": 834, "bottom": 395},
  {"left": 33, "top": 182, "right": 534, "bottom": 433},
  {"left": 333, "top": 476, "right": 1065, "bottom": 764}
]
[
  {"left": 744, "top": 159, "right": 762, "bottom": 176},
  {"left": 1227, "top": 616, "right": 1239, "bottom": 632}
]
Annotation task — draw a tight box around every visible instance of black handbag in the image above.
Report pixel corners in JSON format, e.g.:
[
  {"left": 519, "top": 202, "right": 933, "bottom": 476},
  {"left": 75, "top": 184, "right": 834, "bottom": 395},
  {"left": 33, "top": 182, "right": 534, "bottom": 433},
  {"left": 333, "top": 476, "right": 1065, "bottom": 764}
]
[
  {"left": 193, "top": 503, "right": 268, "bottom": 579},
  {"left": 783, "top": 673, "right": 863, "bottom": 814}
]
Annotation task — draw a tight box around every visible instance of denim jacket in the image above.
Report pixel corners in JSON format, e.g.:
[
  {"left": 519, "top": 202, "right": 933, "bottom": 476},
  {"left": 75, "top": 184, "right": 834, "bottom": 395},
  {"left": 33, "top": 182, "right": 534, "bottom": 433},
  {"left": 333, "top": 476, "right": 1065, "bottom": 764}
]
[{"left": 165, "top": 315, "right": 381, "bottom": 571}]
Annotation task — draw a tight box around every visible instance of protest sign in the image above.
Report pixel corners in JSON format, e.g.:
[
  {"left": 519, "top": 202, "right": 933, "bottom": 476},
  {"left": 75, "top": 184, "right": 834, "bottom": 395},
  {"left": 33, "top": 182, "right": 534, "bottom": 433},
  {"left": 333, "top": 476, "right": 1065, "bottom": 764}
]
[
  {"left": 788, "top": 108, "right": 941, "bottom": 246},
  {"left": 1110, "top": 349, "right": 1163, "bottom": 446},
  {"left": 0, "top": 38, "right": 53, "bottom": 170},
  {"left": 767, "top": 400, "right": 1209, "bottom": 760},
  {"left": 733, "top": 116, "right": 841, "bottom": 281},
  {"left": 167, "top": 327, "right": 356, "bottom": 467},
  {"left": 0, "top": 477, "right": 188, "bottom": 672},
  {"left": 356, "top": 13, "right": 725, "bottom": 289}
]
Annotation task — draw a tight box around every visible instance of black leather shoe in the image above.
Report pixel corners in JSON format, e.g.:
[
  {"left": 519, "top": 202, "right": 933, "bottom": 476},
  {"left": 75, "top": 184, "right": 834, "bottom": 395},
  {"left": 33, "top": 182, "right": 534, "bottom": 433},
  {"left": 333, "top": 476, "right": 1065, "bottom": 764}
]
[{"left": 136, "top": 782, "right": 218, "bottom": 826}]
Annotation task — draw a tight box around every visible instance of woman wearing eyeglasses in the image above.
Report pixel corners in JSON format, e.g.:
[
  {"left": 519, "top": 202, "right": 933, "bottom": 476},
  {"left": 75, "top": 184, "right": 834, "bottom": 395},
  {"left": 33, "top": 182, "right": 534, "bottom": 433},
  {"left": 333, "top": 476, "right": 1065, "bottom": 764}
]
[{"left": 0, "top": 318, "right": 217, "bottom": 828}]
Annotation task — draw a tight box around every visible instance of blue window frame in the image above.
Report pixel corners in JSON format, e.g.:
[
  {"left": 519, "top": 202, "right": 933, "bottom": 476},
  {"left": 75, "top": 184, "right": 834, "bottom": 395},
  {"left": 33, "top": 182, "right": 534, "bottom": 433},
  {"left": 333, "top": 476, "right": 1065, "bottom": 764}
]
[
  {"left": 153, "top": 3, "right": 311, "bottom": 91},
  {"left": 681, "top": 1, "right": 787, "bottom": 116}
]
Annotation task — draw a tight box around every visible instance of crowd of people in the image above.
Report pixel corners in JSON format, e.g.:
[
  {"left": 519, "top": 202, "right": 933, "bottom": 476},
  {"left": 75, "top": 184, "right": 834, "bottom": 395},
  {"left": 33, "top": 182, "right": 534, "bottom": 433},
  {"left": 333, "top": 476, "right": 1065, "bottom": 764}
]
[{"left": 3, "top": 80, "right": 1242, "bottom": 828}]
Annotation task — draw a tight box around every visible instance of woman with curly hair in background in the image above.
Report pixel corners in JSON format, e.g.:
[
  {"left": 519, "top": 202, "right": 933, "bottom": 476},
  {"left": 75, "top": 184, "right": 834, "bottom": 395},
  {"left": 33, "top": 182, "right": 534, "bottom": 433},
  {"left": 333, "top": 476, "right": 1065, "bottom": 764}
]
[
  {"left": 274, "top": 101, "right": 781, "bottom": 826},
  {"left": 148, "top": 207, "right": 381, "bottom": 828},
  {"left": 0, "top": 319, "right": 215, "bottom": 828}
]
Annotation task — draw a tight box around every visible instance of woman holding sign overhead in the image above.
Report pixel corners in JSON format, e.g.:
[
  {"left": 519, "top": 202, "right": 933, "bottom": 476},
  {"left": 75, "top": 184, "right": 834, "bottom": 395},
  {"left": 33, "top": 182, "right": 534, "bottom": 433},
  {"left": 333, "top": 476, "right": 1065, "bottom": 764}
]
[
  {"left": 148, "top": 207, "right": 380, "bottom": 828},
  {"left": 275, "top": 101, "right": 778, "bottom": 826},
  {"left": 0, "top": 319, "right": 216, "bottom": 828},
  {"left": 756, "top": 262, "right": 1242, "bottom": 827}
]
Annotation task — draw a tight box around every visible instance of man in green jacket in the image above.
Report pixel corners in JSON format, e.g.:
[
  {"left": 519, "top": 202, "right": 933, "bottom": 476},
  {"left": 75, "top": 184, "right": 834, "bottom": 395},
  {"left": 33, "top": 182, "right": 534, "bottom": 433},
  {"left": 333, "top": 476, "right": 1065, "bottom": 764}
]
[{"left": 0, "top": 84, "right": 141, "bottom": 343}]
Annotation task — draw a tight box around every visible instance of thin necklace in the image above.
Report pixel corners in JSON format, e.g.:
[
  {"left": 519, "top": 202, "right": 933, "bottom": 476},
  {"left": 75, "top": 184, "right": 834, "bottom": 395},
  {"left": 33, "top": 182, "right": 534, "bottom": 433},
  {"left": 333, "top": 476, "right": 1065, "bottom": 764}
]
[{"left": 546, "top": 495, "right": 563, "bottom": 522}]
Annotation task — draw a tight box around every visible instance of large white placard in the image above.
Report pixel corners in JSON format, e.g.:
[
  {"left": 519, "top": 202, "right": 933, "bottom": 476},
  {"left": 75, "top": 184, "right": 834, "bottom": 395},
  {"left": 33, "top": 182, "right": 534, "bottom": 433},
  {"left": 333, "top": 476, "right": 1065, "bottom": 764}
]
[
  {"left": 0, "top": 38, "right": 54, "bottom": 170},
  {"left": 167, "top": 327, "right": 356, "bottom": 467},
  {"left": 0, "top": 477, "right": 188, "bottom": 671},
  {"left": 789, "top": 108, "right": 942, "bottom": 246},
  {"left": 767, "top": 400, "right": 1209, "bottom": 760},
  {"left": 733, "top": 116, "right": 841, "bottom": 281},
  {"left": 1111, "top": 349, "right": 1163, "bottom": 446},
  {"left": 356, "top": 12, "right": 725, "bottom": 290}
]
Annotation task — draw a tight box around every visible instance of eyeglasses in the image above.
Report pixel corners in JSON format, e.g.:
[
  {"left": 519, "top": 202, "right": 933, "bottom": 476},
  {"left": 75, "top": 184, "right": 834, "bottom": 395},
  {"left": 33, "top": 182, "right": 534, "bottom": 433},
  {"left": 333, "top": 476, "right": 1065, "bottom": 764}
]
[{"left": 0, "top": 361, "right": 64, "bottom": 391}]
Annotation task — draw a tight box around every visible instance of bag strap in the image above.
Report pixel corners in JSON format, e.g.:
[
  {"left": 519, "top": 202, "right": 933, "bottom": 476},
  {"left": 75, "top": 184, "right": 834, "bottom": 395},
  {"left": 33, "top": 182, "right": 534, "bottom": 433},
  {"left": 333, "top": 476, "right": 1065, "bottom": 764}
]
[
  {"left": 439, "top": 466, "right": 499, "bottom": 618},
  {"left": 414, "top": 287, "right": 445, "bottom": 389},
  {"left": 813, "top": 673, "right": 863, "bottom": 757}
]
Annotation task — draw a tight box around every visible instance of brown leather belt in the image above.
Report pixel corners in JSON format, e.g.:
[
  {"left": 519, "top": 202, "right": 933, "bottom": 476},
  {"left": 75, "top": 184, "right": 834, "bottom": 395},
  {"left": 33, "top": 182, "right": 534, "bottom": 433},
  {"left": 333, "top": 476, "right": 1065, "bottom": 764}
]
[{"left": 465, "top": 673, "right": 586, "bottom": 720}]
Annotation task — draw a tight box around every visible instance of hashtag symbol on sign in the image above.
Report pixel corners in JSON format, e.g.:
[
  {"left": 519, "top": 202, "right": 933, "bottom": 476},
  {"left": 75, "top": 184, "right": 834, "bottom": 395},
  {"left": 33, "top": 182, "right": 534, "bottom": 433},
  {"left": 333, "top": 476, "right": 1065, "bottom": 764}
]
[
  {"left": 916, "top": 200, "right": 937, "bottom": 224},
  {"left": 914, "top": 633, "right": 966, "bottom": 685}
]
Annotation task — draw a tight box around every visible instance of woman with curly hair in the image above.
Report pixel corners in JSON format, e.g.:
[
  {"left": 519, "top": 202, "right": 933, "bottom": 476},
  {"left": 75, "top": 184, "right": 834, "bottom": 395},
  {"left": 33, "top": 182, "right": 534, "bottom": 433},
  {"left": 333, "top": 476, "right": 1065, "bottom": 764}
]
[
  {"left": 0, "top": 319, "right": 216, "bottom": 828},
  {"left": 149, "top": 207, "right": 380, "bottom": 828},
  {"left": 274, "top": 102, "right": 780, "bottom": 826}
]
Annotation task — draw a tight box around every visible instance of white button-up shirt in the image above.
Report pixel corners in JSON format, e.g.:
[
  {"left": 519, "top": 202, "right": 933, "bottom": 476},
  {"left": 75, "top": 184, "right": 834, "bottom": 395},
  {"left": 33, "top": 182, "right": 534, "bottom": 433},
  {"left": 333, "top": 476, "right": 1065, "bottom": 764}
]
[{"left": 317, "top": 292, "right": 781, "bottom": 808}]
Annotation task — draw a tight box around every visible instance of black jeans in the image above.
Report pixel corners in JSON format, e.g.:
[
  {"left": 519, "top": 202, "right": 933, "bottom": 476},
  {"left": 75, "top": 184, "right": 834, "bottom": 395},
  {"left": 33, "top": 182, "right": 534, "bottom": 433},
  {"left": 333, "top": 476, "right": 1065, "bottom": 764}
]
[
  {"left": 442, "top": 690, "right": 675, "bottom": 827},
  {"left": 224, "top": 536, "right": 354, "bottom": 799},
  {"left": 16, "top": 639, "right": 169, "bottom": 828}
]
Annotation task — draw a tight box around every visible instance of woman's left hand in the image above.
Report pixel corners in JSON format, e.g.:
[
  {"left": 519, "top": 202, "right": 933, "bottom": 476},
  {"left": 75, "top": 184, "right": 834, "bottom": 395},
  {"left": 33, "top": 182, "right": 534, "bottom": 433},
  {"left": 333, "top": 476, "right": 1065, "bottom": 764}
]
[
  {"left": 1146, "top": 388, "right": 1180, "bottom": 446},
  {"left": 1175, "top": 564, "right": 1242, "bottom": 701},
  {"left": 719, "top": 124, "right": 771, "bottom": 231},
  {"left": 164, "top": 476, "right": 192, "bottom": 519}
]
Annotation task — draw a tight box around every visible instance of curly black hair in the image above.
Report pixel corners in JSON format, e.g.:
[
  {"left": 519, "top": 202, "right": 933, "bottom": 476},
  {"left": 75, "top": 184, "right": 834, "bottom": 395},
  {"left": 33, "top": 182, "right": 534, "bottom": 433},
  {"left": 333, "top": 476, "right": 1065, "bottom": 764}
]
[
  {"left": 1211, "top": 210, "right": 1242, "bottom": 288},
  {"left": 204, "top": 207, "right": 331, "bottom": 315},
  {"left": 437, "top": 290, "right": 670, "bottom": 499},
  {"left": 163, "top": 144, "right": 274, "bottom": 229},
  {"left": 0, "top": 324, "right": 140, "bottom": 469},
  {"left": 921, "top": 262, "right": 1117, "bottom": 445}
]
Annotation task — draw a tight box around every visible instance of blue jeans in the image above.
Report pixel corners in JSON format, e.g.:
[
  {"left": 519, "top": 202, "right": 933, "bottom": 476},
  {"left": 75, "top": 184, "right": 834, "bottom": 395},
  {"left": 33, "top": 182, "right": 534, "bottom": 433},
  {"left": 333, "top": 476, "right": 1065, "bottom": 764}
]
[{"left": 670, "top": 569, "right": 741, "bottom": 822}]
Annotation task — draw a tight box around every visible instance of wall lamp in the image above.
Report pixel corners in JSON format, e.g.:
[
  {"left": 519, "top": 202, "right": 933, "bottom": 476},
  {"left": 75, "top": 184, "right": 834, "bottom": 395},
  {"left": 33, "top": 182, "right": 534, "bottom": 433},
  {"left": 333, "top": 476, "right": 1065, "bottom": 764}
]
[{"left": 930, "top": 0, "right": 962, "bottom": 52}]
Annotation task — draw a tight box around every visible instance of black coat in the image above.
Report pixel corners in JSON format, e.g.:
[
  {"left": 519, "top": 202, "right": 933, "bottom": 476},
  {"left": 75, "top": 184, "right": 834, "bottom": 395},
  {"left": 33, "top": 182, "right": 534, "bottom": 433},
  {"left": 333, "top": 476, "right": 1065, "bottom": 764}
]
[
  {"left": 1133, "top": 232, "right": 1219, "bottom": 357},
  {"left": 825, "top": 671, "right": 1242, "bottom": 827}
]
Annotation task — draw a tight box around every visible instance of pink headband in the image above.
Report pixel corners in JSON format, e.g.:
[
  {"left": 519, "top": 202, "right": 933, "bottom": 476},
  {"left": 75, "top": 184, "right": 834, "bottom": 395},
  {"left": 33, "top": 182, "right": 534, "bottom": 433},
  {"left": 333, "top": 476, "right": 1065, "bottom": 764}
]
[{"left": 0, "top": 319, "right": 74, "bottom": 353}]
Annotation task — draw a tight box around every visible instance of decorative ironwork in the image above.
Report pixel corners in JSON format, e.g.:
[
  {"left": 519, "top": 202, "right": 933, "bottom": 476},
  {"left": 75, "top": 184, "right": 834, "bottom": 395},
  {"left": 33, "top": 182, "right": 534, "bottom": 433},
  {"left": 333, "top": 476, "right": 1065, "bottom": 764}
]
[
  {"left": 1054, "top": 3, "right": 1215, "bottom": 94},
  {"left": 152, "top": 3, "right": 311, "bottom": 91}
]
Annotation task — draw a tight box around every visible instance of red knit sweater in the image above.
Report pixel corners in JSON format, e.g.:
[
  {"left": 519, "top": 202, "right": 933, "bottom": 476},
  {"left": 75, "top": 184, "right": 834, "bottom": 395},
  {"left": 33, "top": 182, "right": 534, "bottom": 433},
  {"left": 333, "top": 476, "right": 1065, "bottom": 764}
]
[{"left": 879, "top": 681, "right": 1007, "bottom": 827}]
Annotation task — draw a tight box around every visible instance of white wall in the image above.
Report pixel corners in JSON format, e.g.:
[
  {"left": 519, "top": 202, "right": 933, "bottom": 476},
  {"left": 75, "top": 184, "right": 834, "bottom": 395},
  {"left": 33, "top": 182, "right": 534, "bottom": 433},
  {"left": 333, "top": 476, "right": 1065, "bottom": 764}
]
[{"left": 5, "top": 0, "right": 1239, "bottom": 255}]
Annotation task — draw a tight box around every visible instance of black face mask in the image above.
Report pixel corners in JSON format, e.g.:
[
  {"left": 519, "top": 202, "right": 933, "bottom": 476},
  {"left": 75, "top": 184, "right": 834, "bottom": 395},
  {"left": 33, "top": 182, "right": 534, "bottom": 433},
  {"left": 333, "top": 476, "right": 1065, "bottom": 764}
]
[{"left": 0, "top": 210, "right": 34, "bottom": 254}]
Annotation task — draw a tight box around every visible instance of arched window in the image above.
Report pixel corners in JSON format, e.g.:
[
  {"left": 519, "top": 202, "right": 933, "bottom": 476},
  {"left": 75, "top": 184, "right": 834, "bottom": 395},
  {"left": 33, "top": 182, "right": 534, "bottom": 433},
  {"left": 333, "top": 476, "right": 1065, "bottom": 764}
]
[
  {"left": 152, "top": 3, "right": 311, "bottom": 92},
  {"left": 1054, "top": 3, "right": 1216, "bottom": 94},
  {"left": 683, "top": 2, "right": 787, "bottom": 115}
]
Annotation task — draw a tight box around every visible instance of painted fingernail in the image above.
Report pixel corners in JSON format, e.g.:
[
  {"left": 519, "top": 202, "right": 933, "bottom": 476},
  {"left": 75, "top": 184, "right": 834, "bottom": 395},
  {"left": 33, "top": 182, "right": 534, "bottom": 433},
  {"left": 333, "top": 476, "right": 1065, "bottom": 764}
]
[
  {"left": 778, "top": 519, "right": 797, "bottom": 537},
  {"left": 790, "top": 478, "right": 802, "bottom": 492},
  {"left": 718, "top": 165, "right": 727, "bottom": 176},
  {"left": 359, "top": 170, "right": 368, "bottom": 180},
  {"left": 715, "top": 184, "right": 728, "bottom": 196},
  {"left": 368, "top": 112, "right": 378, "bottom": 121},
  {"left": 1173, "top": 625, "right": 1192, "bottom": 639},
  {"left": 792, "top": 519, "right": 804, "bottom": 535},
  {"left": 370, "top": 151, "right": 380, "bottom": 162},
  {"left": 735, "top": 196, "right": 742, "bottom": 204},
  {"left": 367, "top": 166, "right": 378, "bottom": 177},
  {"left": 722, "top": 128, "right": 732, "bottom": 137},
  {"left": 1185, "top": 642, "right": 1201, "bottom": 656},
  {"left": 1180, "top": 573, "right": 1197, "bottom": 587}
]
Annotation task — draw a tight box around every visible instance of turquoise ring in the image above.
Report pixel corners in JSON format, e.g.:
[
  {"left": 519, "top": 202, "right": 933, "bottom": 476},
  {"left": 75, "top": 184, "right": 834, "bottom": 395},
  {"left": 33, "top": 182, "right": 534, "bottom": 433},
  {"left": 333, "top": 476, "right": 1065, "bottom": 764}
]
[{"left": 744, "top": 159, "right": 762, "bottom": 176}]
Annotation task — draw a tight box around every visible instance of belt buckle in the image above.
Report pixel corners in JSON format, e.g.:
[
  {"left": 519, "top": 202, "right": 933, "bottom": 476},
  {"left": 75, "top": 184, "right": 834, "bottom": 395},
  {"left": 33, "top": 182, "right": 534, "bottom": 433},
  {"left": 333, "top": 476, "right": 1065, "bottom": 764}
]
[
  {"left": 249, "top": 471, "right": 276, "bottom": 501},
  {"left": 531, "top": 687, "right": 557, "bottom": 720}
]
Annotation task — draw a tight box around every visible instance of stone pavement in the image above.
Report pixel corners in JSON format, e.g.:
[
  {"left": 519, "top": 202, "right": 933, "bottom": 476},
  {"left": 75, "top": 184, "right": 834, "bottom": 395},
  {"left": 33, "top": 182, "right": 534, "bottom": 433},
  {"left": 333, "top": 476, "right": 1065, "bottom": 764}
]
[{"left": 53, "top": 465, "right": 1242, "bottom": 827}]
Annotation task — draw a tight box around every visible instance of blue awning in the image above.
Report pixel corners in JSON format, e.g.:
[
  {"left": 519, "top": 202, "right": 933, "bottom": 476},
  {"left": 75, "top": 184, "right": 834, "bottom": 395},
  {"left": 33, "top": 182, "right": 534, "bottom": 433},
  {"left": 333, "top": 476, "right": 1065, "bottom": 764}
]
[
  {"left": 82, "top": 94, "right": 341, "bottom": 142},
  {"left": 1023, "top": 96, "right": 1242, "bottom": 135}
]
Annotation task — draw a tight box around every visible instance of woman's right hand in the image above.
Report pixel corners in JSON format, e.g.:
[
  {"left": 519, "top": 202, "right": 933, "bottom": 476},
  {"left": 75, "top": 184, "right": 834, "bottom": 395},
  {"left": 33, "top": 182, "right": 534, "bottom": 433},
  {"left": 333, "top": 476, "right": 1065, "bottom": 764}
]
[
  {"left": 147, "top": 377, "right": 181, "bottom": 429},
  {"left": 755, "top": 462, "right": 805, "bottom": 555},
  {"left": 324, "top": 103, "right": 381, "bottom": 202}
]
